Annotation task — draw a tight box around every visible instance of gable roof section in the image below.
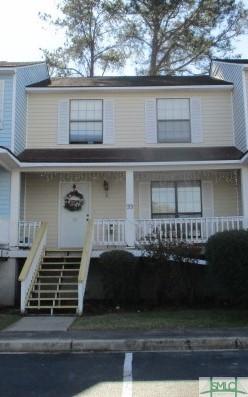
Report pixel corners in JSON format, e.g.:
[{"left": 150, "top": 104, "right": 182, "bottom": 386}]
[
  {"left": 28, "top": 75, "right": 233, "bottom": 88},
  {"left": 0, "top": 61, "right": 45, "bottom": 68},
  {"left": 18, "top": 147, "right": 242, "bottom": 163},
  {"left": 213, "top": 59, "right": 248, "bottom": 65}
]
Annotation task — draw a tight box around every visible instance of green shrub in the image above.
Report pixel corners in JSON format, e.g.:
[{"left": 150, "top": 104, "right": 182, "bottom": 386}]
[
  {"left": 139, "top": 238, "right": 206, "bottom": 306},
  {"left": 99, "top": 250, "right": 138, "bottom": 305},
  {"left": 206, "top": 230, "right": 248, "bottom": 305}
]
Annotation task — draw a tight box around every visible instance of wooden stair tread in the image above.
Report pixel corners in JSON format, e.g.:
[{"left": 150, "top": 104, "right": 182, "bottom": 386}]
[
  {"left": 27, "top": 304, "right": 77, "bottom": 308},
  {"left": 32, "top": 290, "right": 77, "bottom": 293},
  {"left": 25, "top": 245, "right": 87, "bottom": 314},
  {"left": 39, "top": 269, "right": 78, "bottom": 272},
  {"left": 34, "top": 282, "right": 78, "bottom": 286},
  {"left": 29, "top": 297, "right": 77, "bottom": 301}
]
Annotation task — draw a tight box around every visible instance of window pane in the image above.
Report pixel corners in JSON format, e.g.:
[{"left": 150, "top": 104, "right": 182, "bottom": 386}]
[
  {"left": 177, "top": 181, "right": 201, "bottom": 214},
  {"left": 158, "top": 120, "right": 191, "bottom": 143},
  {"left": 70, "top": 121, "right": 103, "bottom": 143},
  {"left": 152, "top": 182, "right": 176, "bottom": 215},
  {"left": 157, "top": 99, "right": 190, "bottom": 120},
  {"left": 70, "top": 100, "right": 102, "bottom": 121}
]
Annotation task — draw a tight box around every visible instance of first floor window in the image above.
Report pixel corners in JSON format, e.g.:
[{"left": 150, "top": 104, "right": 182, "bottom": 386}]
[
  {"left": 70, "top": 99, "right": 103, "bottom": 144},
  {"left": 151, "top": 181, "right": 202, "bottom": 218}
]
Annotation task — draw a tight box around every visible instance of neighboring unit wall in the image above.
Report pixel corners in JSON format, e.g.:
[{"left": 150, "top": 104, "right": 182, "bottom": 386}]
[
  {"left": 245, "top": 70, "right": 248, "bottom": 118},
  {"left": 0, "top": 75, "right": 13, "bottom": 149},
  {"left": 0, "top": 167, "right": 11, "bottom": 244},
  {"left": 211, "top": 61, "right": 247, "bottom": 152},
  {"left": 0, "top": 258, "right": 18, "bottom": 306},
  {"left": 14, "top": 64, "right": 48, "bottom": 154},
  {"left": 0, "top": 166, "right": 11, "bottom": 219},
  {"left": 26, "top": 89, "right": 234, "bottom": 149}
]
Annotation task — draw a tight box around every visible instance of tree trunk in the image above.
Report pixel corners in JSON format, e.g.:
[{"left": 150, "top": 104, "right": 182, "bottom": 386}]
[
  {"left": 149, "top": 22, "right": 159, "bottom": 75},
  {"left": 89, "top": 45, "right": 95, "bottom": 77}
]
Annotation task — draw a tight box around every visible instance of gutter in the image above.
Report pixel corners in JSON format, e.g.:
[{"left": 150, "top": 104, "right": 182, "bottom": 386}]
[{"left": 19, "top": 159, "right": 241, "bottom": 168}]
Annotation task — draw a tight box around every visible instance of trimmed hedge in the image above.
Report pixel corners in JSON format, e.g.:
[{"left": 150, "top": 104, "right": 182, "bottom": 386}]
[
  {"left": 99, "top": 245, "right": 206, "bottom": 307},
  {"left": 206, "top": 230, "right": 248, "bottom": 305},
  {"left": 99, "top": 250, "right": 139, "bottom": 305}
]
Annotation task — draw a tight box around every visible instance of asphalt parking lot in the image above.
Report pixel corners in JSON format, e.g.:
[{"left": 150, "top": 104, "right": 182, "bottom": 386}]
[{"left": 0, "top": 350, "right": 248, "bottom": 397}]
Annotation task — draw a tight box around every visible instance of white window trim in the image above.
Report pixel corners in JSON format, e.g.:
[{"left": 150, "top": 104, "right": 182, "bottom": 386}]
[
  {"left": 69, "top": 99, "right": 103, "bottom": 144},
  {"left": 156, "top": 98, "right": 191, "bottom": 144}
]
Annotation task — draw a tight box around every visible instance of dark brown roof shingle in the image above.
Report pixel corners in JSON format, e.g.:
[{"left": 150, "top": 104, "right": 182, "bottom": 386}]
[
  {"left": 0, "top": 61, "right": 45, "bottom": 68},
  {"left": 213, "top": 58, "right": 248, "bottom": 65},
  {"left": 28, "top": 75, "right": 233, "bottom": 88},
  {"left": 18, "top": 147, "right": 242, "bottom": 163}
]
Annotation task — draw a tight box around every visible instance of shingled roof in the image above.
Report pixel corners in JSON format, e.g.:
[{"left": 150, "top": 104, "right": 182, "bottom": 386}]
[
  {"left": 28, "top": 75, "right": 233, "bottom": 88},
  {"left": 18, "top": 147, "right": 242, "bottom": 163},
  {"left": 0, "top": 61, "right": 45, "bottom": 68},
  {"left": 213, "top": 59, "right": 248, "bottom": 65}
]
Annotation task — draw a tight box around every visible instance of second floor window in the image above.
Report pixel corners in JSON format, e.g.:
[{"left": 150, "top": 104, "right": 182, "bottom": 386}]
[
  {"left": 157, "top": 98, "right": 191, "bottom": 143},
  {"left": 70, "top": 99, "right": 103, "bottom": 144}
]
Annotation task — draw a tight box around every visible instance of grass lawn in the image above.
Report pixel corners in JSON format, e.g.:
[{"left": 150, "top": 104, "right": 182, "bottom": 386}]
[
  {"left": 0, "top": 311, "right": 20, "bottom": 331},
  {"left": 72, "top": 309, "right": 248, "bottom": 331}
]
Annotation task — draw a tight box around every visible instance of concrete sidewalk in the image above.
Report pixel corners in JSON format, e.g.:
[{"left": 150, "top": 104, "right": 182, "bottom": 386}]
[
  {"left": 4, "top": 316, "right": 75, "bottom": 332},
  {"left": 0, "top": 327, "right": 248, "bottom": 353}
]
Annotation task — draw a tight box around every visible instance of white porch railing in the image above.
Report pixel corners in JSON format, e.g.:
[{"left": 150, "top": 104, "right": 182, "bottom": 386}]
[
  {"left": 94, "top": 219, "right": 126, "bottom": 246},
  {"left": 17, "top": 217, "right": 247, "bottom": 252},
  {"left": 18, "top": 221, "right": 41, "bottom": 248},
  {"left": 135, "top": 216, "right": 247, "bottom": 244},
  {"left": 18, "top": 222, "right": 47, "bottom": 313}
]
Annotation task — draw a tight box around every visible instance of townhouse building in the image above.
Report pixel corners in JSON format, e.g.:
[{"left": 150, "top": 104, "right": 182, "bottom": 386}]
[{"left": 1, "top": 59, "right": 248, "bottom": 313}]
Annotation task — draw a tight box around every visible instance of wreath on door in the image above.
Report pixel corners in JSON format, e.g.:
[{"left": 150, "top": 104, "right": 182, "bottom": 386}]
[{"left": 64, "top": 184, "right": 84, "bottom": 211}]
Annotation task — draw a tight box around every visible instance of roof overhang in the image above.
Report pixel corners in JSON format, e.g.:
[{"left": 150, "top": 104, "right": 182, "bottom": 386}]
[
  {"left": 2, "top": 146, "right": 248, "bottom": 171},
  {"left": 0, "top": 69, "right": 15, "bottom": 75},
  {"left": 0, "top": 148, "right": 20, "bottom": 170},
  {"left": 26, "top": 85, "right": 233, "bottom": 94},
  {"left": 19, "top": 160, "right": 241, "bottom": 173}
]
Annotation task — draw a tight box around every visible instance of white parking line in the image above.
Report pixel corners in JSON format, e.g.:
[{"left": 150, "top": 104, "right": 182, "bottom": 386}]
[{"left": 122, "top": 352, "right": 133, "bottom": 397}]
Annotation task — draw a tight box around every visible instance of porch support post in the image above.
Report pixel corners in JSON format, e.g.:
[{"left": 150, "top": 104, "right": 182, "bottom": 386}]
[
  {"left": 241, "top": 167, "right": 248, "bottom": 229},
  {"left": 9, "top": 170, "right": 21, "bottom": 247},
  {"left": 125, "top": 170, "right": 135, "bottom": 246}
]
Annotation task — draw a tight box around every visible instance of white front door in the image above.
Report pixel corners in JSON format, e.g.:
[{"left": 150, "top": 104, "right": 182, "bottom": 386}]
[{"left": 59, "top": 182, "right": 90, "bottom": 248}]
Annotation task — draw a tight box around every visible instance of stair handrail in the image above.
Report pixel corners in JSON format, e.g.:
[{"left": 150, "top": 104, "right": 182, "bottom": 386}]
[
  {"left": 78, "top": 219, "right": 94, "bottom": 315},
  {"left": 18, "top": 222, "right": 48, "bottom": 313}
]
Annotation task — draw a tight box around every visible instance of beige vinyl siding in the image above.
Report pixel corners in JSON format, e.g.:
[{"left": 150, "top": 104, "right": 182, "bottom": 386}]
[
  {"left": 134, "top": 174, "right": 239, "bottom": 219},
  {"left": 92, "top": 176, "right": 125, "bottom": 219},
  {"left": 26, "top": 90, "right": 234, "bottom": 148},
  {"left": 25, "top": 175, "right": 59, "bottom": 247},
  {"left": 25, "top": 174, "right": 125, "bottom": 247},
  {"left": 213, "top": 179, "right": 240, "bottom": 216},
  {"left": 24, "top": 172, "right": 239, "bottom": 248}
]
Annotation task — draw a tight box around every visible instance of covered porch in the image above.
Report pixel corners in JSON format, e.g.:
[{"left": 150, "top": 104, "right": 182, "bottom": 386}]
[{"left": 14, "top": 167, "right": 247, "bottom": 251}]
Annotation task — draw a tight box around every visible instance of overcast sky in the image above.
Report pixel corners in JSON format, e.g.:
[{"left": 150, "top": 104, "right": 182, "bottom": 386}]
[{"left": 0, "top": 0, "right": 247, "bottom": 75}]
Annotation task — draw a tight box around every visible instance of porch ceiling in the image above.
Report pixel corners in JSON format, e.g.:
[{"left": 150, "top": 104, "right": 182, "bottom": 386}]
[{"left": 18, "top": 146, "right": 242, "bottom": 163}]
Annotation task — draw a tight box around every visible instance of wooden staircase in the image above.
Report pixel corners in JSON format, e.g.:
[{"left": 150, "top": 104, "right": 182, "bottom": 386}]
[{"left": 26, "top": 249, "right": 82, "bottom": 315}]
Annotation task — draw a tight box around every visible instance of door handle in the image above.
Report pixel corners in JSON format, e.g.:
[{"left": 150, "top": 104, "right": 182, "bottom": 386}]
[{"left": 86, "top": 214, "right": 89, "bottom": 222}]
